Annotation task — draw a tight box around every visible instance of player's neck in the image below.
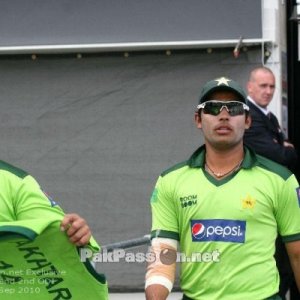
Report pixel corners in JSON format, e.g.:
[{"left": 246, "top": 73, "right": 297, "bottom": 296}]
[{"left": 205, "top": 144, "right": 244, "bottom": 171}]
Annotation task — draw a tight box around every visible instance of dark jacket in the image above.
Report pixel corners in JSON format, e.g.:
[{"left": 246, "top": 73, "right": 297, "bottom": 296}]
[{"left": 244, "top": 99, "right": 298, "bottom": 170}]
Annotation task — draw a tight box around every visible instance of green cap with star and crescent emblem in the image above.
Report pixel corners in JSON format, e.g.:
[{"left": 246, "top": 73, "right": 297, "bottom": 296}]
[{"left": 199, "top": 77, "right": 247, "bottom": 104}]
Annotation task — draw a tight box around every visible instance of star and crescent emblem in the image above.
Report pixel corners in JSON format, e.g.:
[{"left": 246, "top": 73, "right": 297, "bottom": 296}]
[
  {"left": 241, "top": 195, "right": 256, "bottom": 209},
  {"left": 215, "top": 77, "right": 231, "bottom": 86}
]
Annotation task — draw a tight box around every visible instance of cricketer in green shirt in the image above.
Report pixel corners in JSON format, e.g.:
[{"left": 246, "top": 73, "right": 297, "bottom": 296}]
[
  {"left": 0, "top": 160, "right": 108, "bottom": 299},
  {"left": 150, "top": 145, "right": 300, "bottom": 300}
]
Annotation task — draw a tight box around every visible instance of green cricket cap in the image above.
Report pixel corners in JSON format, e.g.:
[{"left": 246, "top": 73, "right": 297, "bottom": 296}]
[{"left": 199, "top": 77, "right": 247, "bottom": 104}]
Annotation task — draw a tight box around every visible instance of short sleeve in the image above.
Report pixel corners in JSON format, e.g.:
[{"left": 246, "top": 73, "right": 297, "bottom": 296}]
[
  {"left": 275, "top": 174, "right": 300, "bottom": 242},
  {"left": 150, "top": 175, "right": 179, "bottom": 240},
  {"left": 14, "top": 174, "right": 65, "bottom": 221}
]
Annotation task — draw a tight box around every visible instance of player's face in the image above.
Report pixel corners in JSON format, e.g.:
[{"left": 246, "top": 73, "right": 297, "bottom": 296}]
[
  {"left": 247, "top": 70, "right": 275, "bottom": 108},
  {"left": 195, "top": 91, "right": 251, "bottom": 151}
]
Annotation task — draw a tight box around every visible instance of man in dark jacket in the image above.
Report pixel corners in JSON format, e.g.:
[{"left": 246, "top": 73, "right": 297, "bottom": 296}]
[
  {"left": 244, "top": 67, "right": 297, "bottom": 170},
  {"left": 244, "top": 66, "right": 298, "bottom": 300}
]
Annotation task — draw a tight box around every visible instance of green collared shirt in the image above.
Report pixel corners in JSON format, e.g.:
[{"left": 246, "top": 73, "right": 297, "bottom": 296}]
[{"left": 150, "top": 145, "right": 300, "bottom": 299}]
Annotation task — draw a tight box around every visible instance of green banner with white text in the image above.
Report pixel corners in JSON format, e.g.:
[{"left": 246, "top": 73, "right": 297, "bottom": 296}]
[{"left": 0, "top": 222, "right": 108, "bottom": 299}]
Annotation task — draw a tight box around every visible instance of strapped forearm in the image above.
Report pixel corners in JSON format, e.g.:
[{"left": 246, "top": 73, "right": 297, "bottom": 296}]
[{"left": 145, "top": 237, "right": 178, "bottom": 294}]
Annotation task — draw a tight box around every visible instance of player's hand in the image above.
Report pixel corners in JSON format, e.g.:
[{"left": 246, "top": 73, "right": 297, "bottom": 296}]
[{"left": 60, "top": 213, "right": 92, "bottom": 246}]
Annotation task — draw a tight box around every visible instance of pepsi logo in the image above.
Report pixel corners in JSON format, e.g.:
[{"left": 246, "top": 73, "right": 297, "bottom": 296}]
[
  {"left": 191, "top": 219, "right": 246, "bottom": 243},
  {"left": 192, "top": 223, "right": 205, "bottom": 240}
]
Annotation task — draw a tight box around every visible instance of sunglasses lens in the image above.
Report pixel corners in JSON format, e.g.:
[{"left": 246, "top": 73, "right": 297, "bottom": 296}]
[
  {"left": 202, "top": 102, "right": 245, "bottom": 116},
  {"left": 226, "top": 103, "right": 244, "bottom": 116},
  {"left": 203, "top": 103, "right": 223, "bottom": 115}
]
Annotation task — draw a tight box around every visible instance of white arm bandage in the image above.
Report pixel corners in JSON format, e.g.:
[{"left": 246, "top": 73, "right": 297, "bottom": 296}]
[{"left": 145, "top": 237, "right": 178, "bottom": 292}]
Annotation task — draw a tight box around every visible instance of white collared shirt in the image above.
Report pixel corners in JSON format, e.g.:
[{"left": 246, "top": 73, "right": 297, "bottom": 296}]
[{"left": 247, "top": 96, "right": 270, "bottom": 116}]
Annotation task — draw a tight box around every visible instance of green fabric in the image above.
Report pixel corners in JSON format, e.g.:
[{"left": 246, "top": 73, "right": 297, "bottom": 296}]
[
  {"left": 0, "top": 170, "right": 65, "bottom": 223},
  {"left": 150, "top": 146, "right": 300, "bottom": 299},
  {"left": 0, "top": 159, "right": 106, "bottom": 298},
  {"left": 0, "top": 222, "right": 108, "bottom": 299},
  {"left": 0, "top": 162, "right": 100, "bottom": 251}
]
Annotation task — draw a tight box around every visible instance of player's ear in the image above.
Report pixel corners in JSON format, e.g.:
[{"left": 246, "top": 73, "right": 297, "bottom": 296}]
[
  {"left": 245, "top": 114, "right": 251, "bottom": 129},
  {"left": 195, "top": 111, "right": 202, "bottom": 129}
]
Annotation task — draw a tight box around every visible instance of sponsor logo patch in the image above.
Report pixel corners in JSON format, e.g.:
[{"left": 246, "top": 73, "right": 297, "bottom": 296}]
[
  {"left": 180, "top": 194, "right": 197, "bottom": 208},
  {"left": 191, "top": 219, "right": 246, "bottom": 243},
  {"left": 150, "top": 188, "right": 158, "bottom": 203}
]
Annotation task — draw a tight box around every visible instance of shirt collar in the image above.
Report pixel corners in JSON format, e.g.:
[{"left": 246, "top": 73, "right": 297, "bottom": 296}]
[
  {"left": 247, "top": 96, "right": 270, "bottom": 116},
  {"left": 187, "top": 144, "right": 258, "bottom": 170}
]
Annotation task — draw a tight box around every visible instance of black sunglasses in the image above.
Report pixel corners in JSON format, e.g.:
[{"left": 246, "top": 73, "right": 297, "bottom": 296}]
[{"left": 197, "top": 100, "right": 249, "bottom": 116}]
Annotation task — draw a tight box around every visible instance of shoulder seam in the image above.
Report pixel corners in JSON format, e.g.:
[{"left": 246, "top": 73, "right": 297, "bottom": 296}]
[
  {"left": 161, "top": 161, "right": 188, "bottom": 177},
  {"left": 255, "top": 155, "right": 292, "bottom": 180},
  {"left": 0, "top": 160, "right": 28, "bottom": 179}
]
